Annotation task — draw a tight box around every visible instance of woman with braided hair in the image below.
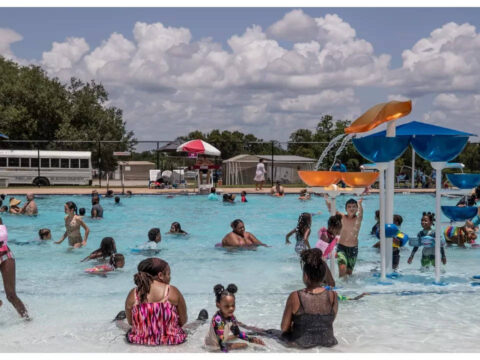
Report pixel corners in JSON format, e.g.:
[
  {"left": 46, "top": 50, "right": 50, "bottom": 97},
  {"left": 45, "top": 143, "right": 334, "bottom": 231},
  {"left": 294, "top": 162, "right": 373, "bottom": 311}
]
[{"left": 124, "top": 257, "right": 188, "bottom": 345}]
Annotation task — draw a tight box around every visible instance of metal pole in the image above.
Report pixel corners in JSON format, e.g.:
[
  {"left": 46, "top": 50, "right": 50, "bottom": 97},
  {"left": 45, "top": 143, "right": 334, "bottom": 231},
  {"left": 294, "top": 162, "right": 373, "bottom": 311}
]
[
  {"left": 271, "top": 141, "right": 274, "bottom": 186},
  {"left": 329, "top": 197, "right": 337, "bottom": 278},
  {"left": 98, "top": 141, "right": 102, "bottom": 188},
  {"left": 37, "top": 144, "right": 41, "bottom": 179},
  {"left": 432, "top": 162, "right": 444, "bottom": 284},
  {"left": 121, "top": 164, "right": 125, "bottom": 194},
  {"left": 411, "top": 148, "right": 415, "bottom": 189},
  {"left": 156, "top": 141, "right": 160, "bottom": 170},
  {"left": 385, "top": 121, "right": 396, "bottom": 272},
  {"left": 379, "top": 167, "right": 387, "bottom": 280}
]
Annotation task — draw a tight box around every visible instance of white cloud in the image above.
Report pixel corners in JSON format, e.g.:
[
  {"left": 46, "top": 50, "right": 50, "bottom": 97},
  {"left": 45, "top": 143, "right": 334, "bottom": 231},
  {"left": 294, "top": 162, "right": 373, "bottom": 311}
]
[
  {"left": 0, "top": 28, "right": 23, "bottom": 60},
  {"left": 267, "top": 9, "right": 318, "bottom": 42},
  {"left": 41, "top": 37, "right": 90, "bottom": 71},
  {"left": 391, "top": 22, "right": 480, "bottom": 96}
]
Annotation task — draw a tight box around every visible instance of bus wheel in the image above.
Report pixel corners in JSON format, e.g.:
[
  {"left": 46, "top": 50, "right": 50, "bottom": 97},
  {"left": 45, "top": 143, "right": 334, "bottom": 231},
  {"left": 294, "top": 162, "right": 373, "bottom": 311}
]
[{"left": 33, "top": 177, "right": 50, "bottom": 187}]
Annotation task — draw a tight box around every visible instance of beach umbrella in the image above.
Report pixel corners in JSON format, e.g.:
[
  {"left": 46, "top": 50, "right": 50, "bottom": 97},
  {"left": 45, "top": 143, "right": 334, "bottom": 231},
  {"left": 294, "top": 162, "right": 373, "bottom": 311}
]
[{"left": 176, "top": 139, "right": 221, "bottom": 156}]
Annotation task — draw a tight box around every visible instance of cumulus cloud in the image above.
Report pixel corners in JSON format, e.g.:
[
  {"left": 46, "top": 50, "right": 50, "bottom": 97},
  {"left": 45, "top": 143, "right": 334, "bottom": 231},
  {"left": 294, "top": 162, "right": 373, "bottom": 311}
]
[
  {"left": 0, "top": 28, "right": 23, "bottom": 60},
  {"left": 5, "top": 10, "right": 480, "bottom": 142},
  {"left": 391, "top": 22, "right": 480, "bottom": 96}
]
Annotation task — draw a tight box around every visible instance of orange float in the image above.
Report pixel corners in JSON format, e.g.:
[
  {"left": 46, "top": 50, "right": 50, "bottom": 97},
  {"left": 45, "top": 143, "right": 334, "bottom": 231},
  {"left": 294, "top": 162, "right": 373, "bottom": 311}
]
[
  {"left": 341, "top": 172, "right": 379, "bottom": 187},
  {"left": 298, "top": 171, "right": 341, "bottom": 187},
  {"left": 345, "top": 100, "right": 412, "bottom": 134}
]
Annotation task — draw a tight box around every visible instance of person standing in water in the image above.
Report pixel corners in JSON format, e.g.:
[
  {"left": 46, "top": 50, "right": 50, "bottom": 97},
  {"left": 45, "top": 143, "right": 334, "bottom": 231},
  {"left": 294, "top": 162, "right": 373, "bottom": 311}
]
[
  {"left": 55, "top": 201, "right": 90, "bottom": 248},
  {"left": 325, "top": 196, "right": 363, "bottom": 277}
]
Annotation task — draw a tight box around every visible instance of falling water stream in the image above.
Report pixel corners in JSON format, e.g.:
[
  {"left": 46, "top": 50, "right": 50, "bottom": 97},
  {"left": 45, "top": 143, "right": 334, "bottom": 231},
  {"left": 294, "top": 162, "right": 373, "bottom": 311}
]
[{"left": 314, "top": 134, "right": 345, "bottom": 170}]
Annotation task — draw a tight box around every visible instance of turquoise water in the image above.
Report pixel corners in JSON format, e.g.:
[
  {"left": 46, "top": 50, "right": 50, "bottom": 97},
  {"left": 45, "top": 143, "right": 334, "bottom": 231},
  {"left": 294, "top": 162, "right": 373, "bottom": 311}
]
[{"left": 1, "top": 193, "right": 480, "bottom": 352}]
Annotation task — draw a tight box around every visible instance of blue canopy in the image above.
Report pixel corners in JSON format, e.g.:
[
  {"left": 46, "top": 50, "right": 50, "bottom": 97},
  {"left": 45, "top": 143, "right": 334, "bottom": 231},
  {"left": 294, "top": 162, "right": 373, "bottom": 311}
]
[
  {"left": 366, "top": 121, "right": 476, "bottom": 137},
  {"left": 0, "top": 133, "right": 8, "bottom": 139}
]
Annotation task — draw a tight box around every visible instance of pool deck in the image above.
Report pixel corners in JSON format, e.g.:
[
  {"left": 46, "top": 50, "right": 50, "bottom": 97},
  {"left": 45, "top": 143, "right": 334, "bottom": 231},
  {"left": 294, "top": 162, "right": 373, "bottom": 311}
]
[{"left": 0, "top": 186, "right": 438, "bottom": 195}]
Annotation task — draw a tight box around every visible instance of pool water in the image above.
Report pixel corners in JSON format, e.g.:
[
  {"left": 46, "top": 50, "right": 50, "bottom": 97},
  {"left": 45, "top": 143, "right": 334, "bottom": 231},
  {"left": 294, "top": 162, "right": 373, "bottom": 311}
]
[{"left": 1, "top": 193, "right": 480, "bottom": 352}]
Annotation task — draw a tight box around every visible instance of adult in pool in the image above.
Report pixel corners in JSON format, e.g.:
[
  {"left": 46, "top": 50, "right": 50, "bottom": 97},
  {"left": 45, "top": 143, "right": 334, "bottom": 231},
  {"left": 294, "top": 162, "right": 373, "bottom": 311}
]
[
  {"left": 221, "top": 219, "right": 269, "bottom": 248},
  {"left": 123, "top": 257, "right": 209, "bottom": 345},
  {"left": 0, "top": 217, "right": 29, "bottom": 318},
  {"left": 239, "top": 248, "right": 338, "bottom": 348},
  {"left": 55, "top": 201, "right": 90, "bottom": 248}
]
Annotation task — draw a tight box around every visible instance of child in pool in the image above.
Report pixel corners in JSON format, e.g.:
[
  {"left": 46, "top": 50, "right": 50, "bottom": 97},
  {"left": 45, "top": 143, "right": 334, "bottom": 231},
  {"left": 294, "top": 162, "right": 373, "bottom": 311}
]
[
  {"left": 298, "top": 189, "right": 311, "bottom": 201},
  {"left": 85, "top": 253, "right": 125, "bottom": 274},
  {"left": 286, "top": 213, "right": 312, "bottom": 254},
  {"left": 78, "top": 208, "right": 86, "bottom": 217},
  {"left": 373, "top": 214, "right": 404, "bottom": 270},
  {"left": 82, "top": 237, "right": 117, "bottom": 262},
  {"left": 370, "top": 210, "right": 380, "bottom": 235},
  {"left": 168, "top": 222, "right": 188, "bottom": 235},
  {"left": 38, "top": 228, "right": 51, "bottom": 241},
  {"left": 205, "top": 284, "right": 264, "bottom": 352},
  {"left": 444, "top": 222, "right": 477, "bottom": 247},
  {"left": 241, "top": 191, "right": 247, "bottom": 203},
  {"left": 316, "top": 214, "right": 342, "bottom": 260},
  {"left": 408, "top": 212, "right": 446, "bottom": 269}
]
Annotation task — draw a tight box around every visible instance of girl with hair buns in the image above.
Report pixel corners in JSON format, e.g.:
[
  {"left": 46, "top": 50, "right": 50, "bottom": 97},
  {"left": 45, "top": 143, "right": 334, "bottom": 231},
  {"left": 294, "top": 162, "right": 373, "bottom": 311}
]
[
  {"left": 124, "top": 257, "right": 188, "bottom": 345},
  {"left": 205, "top": 283, "right": 265, "bottom": 352}
]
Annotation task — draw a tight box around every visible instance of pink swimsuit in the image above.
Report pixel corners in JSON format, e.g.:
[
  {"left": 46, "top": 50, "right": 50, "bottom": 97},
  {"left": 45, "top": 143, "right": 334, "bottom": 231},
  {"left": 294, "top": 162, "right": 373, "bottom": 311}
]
[
  {"left": 0, "top": 224, "right": 14, "bottom": 265},
  {"left": 127, "top": 285, "right": 187, "bottom": 346},
  {"left": 316, "top": 227, "right": 337, "bottom": 259}
]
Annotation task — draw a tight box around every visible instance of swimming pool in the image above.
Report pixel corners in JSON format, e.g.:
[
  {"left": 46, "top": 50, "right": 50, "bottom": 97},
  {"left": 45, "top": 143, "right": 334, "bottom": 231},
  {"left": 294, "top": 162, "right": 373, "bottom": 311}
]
[{"left": 1, "top": 193, "right": 480, "bottom": 352}]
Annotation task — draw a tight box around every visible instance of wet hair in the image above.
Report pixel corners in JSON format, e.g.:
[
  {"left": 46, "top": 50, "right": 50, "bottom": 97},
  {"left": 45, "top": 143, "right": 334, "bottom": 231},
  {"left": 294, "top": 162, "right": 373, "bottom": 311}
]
[
  {"left": 345, "top": 198, "right": 358, "bottom": 209},
  {"left": 422, "top": 212, "right": 435, "bottom": 224},
  {"left": 126, "top": 190, "right": 133, "bottom": 196},
  {"left": 300, "top": 189, "right": 307, "bottom": 194},
  {"left": 327, "top": 214, "right": 343, "bottom": 230},
  {"left": 393, "top": 214, "right": 403, "bottom": 226},
  {"left": 79, "top": 208, "right": 86, "bottom": 216},
  {"left": 241, "top": 191, "right": 246, "bottom": 196},
  {"left": 231, "top": 219, "right": 243, "bottom": 229},
  {"left": 171, "top": 222, "right": 185, "bottom": 233},
  {"left": 115, "top": 196, "right": 120, "bottom": 203},
  {"left": 296, "top": 212, "right": 312, "bottom": 237},
  {"left": 213, "top": 283, "right": 238, "bottom": 303},
  {"left": 375, "top": 210, "right": 380, "bottom": 219},
  {"left": 300, "top": 248, "right": 327, "bottom": 283},
  {"left": 106, "top": 190, "right": 114, "bottom": 197},
  {"left": 0, "top": 194, "right": 5, "bottom": 200},
  {"left": 223, "top": 193, "right": 232, "bottom": 202},
  {"left": 110, "top": 253, "right": 125, "bottom": 268},
  {"left": 148, "top": 228, "right": 161, "bottom": 242},
  {"left": 99, "top": 237, "right": 117, "bottom": 258},
  {"left": 38, "top": 228, "right": 51, "bottom": 240},
  {"left": 65, "top": 201, "right": 78, "bottom": 215},
  {"left": 134, "top": 258, "right": 169, "bottom": 303},
  {"left": 211, "top": 187, "right": 216, "bottom": 194}
]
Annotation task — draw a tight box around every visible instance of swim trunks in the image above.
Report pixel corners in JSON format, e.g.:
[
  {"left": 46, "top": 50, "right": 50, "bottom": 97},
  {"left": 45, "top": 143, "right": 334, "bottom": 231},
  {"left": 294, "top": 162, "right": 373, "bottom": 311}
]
[
  {"left": 336, "top": 244, "right": 358, "bottom": 271},
  {"left": 421, "top": 254, "right": 435, "bottom": 267},
  {"left": 392, "top": 248, "right": 400, "bottom": 269}
]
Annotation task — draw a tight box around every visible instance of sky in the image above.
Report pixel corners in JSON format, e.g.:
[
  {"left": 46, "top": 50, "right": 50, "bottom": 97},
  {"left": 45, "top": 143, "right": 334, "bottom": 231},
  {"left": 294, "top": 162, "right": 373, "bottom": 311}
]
[{"left": 1, "top": 7, "right": 480, "bottom": 143}]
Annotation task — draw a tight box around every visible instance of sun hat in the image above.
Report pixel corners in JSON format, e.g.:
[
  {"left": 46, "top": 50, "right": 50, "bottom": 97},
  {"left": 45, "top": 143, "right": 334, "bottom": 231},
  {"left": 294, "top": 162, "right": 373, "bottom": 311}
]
[{"left": 9, "top": 198, "right": 21, "bottom": 207}]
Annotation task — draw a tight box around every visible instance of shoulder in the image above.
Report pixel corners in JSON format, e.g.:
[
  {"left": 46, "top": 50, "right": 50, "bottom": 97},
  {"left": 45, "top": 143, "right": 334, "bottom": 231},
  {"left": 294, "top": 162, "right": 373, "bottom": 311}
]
[{"left": 125, "top": 288, "right": 136, "bottom": 305}]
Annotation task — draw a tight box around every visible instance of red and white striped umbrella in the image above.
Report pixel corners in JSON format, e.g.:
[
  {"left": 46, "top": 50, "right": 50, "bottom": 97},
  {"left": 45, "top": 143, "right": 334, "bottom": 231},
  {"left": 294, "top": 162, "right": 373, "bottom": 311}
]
[{"left": 176, "top": 139, "right": 221, "bottom": 156}]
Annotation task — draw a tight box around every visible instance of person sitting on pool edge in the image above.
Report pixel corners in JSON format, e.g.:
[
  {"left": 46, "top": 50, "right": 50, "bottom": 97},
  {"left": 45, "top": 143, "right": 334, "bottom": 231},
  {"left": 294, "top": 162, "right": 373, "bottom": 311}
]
[
  {"left": 271, "top": 181, "right": 285, "bottom": 197},
  {"left": 221, "top": 219, "right": 269, "bottom": 248}
]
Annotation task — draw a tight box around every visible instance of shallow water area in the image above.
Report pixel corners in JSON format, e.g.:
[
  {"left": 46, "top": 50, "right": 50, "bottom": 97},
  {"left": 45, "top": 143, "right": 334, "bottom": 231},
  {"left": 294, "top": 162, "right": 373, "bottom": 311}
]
[{"left": 1, "top": 193, "right": 480, "bottom": 352}]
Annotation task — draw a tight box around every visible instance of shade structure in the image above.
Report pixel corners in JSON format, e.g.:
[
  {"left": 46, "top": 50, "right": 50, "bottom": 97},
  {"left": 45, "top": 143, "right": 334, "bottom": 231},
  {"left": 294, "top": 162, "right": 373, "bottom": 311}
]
[
  {"left": 297, "top": 171, "right": 341, "bottom": 187},
  {"left": 410, "top": 135, "right": 468, "bottom": 162},
  {"left": 441, "top": 206, "right": 478, "bottom": 222},
  {"left": 367, "top": 121, "right": 476, "bottom": 137},
  {"left": 352, "top": 136, "right": 411, "bottom": 163},
  {"left": 345, "top": 100, "right": 412, "bottom": 134},
  {"left": 176, "top": 139, "right": 221, "bottom": 156},
  {"left": 446, "top": 173, "right": 480, "bottom": 189},
  {"left": 341, "top": 172, "right": 379, "bottom": 187},
  {"left": 0, "top": 133, "right": 8, "bottom": 139}
]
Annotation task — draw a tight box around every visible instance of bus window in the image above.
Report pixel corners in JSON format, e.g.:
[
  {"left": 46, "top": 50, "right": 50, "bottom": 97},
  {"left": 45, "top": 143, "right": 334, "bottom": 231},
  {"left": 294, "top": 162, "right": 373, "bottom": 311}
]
[
  {"left": 0, "top": 158, "right": 6, "bottom": 167},
  {"left": 71, "top": 159, "right": 79, "bottom": 168},
  {"left": 31, "top": 158, "right": 39, "bottom": 167},
  {"left": 41, "top": 158, "right": 50, "bottom": 168},
  {"left": 80, "top": 159, "right": 89, "bottom": 168},
  {"left": 61, "top": 158, "right": 69, "bottom": 168},
  {"left": 51, "top": 158, "right": 59, "bottom": 168},
  {"left": 21, "top": 158, "right": 30, "bottom": 167},
  {"left": 8, "top": 158, "right": 19, "bottom": 167}
]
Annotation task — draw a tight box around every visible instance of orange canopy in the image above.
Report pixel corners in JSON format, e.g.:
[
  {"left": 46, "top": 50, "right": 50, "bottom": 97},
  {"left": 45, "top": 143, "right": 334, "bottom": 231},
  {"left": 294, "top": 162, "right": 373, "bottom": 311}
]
[
  {"left": 341, "top": 172, "right": 379, "bottom": 187},
  {"left": 345, "top": 100, "right": 412, "bottom": 134},
  {"left": 298, "top": 171, "right": 341, "bottom": 187}
]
